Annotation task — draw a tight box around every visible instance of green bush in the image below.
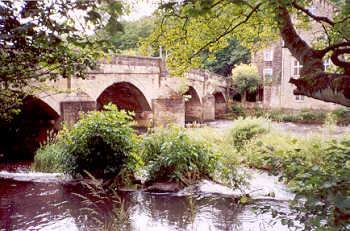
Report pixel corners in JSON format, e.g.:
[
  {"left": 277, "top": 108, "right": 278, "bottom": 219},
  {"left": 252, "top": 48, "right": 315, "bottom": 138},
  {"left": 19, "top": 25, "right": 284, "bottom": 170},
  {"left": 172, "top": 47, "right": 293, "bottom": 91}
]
[
  {"left": 231, "top": 104, "right": 246, "bottom": 117},
  {"left": 238, "top": 129, "right": 350, "bottom": 229},
  {"left": 186, "top": 127, "right": 246, "bottom": 187},
  {"left": 34, "top": 104, "right": 138, "bottom": 179},
  {"left": 141, "top": 126, "right": 218, "bottom": 185},
  {"left": 33, "top": 141, "right": 66, "bottom": 173},
  {"left": 64, "top": 104, "right": 137, "bottom": 178},
  {"left": 261, "top": 137, "right": 350, "bottom": 230},
  {"left": 229, "top": 117, "right": 270, "bottom": 150},
  {"left": 299, "top": 109, "right": 326, "bottom": 122},
  {"left": 332, "top": 107, "right": 350, "bottom": 125}
]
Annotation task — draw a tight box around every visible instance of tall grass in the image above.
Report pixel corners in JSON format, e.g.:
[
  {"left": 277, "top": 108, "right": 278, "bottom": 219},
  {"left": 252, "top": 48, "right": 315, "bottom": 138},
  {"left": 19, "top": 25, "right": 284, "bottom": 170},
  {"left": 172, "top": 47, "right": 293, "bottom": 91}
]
[{"left": 33, "top": 140, "right": 66, "bottom": 173}]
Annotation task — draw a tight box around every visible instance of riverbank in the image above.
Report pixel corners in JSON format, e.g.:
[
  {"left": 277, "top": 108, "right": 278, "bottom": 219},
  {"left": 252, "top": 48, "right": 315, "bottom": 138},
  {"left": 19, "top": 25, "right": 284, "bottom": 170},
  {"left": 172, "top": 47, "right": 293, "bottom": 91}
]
[
  {"left": 208, "top": 119, "right": 350, "bottom": 136},
  {"left": 1, "top": 117, "right": 349, "bottom": 230}
]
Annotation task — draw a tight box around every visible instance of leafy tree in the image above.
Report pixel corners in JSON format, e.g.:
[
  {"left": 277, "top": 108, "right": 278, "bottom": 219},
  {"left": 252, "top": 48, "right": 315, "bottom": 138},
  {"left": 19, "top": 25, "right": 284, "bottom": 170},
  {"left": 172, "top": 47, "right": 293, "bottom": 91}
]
[
  {"left": 112, "top": 16, "right": 156, "bottom": 54},
  {"left": 202, "top": 39, "right": 250, "bottom": 77},
  {"left": 149, "top": 0, "right": 350, "bottom": 106},
  {"left": 0, "top": 0, "right": 125, "bottom": 121},
  {"left": 231, "top": 64, "right": 261, "bottom": 102}
]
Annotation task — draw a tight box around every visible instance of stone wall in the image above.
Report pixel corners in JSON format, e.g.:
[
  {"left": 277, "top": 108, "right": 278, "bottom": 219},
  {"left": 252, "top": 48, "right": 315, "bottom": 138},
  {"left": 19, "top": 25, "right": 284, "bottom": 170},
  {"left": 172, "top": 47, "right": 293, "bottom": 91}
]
[
  {"left": 215, "top": 102, "right": 227, "bottom": 118},
  {"left": 202, "top": 95, "right": 215, "bottom": 121},
  {"left": 152, "top": 98, "right": 185, "bottom": 127},
  {"left": 60, "top": 101, "right": 96, "bottom": 126}
]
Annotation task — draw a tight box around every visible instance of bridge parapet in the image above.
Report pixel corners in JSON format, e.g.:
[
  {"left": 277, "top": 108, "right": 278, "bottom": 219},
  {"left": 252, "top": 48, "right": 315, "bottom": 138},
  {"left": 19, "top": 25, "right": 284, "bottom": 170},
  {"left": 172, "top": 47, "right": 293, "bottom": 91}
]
[
  {"left": 100, "top": 55, "right": 162, "bottom": 67},
  {"left": 186, "top": 68, "right": 226, "bottom": 82},
  {"left": 89, "top": 55, "right": 168, "bottom": 78}
]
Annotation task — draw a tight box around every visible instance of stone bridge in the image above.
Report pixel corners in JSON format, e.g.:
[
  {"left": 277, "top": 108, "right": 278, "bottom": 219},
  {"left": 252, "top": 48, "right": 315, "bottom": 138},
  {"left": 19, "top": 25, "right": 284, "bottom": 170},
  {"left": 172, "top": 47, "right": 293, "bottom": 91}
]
[{"left": 25, "top": 56, "right": 230, "bottom": 135}]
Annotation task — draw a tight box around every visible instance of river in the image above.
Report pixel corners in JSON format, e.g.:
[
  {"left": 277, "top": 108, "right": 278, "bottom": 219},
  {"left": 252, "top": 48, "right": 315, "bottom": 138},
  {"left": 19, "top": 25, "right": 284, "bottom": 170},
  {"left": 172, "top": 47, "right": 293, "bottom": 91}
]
[{"left": 0, "top": 162, "right": 294, "bottom": 231}]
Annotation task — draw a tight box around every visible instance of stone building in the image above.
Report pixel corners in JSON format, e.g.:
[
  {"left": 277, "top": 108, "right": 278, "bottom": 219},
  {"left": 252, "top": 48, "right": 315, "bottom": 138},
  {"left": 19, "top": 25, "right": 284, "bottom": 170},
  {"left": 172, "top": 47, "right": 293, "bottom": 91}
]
[{"left": 253, "top": 0, "right": 340, "bottom": 110}]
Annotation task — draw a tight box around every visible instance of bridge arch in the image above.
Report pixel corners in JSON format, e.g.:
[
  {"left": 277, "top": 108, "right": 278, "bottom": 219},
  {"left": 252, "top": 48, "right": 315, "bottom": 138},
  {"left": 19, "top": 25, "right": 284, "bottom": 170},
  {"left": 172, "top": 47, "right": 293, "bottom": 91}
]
[
  {"left": 97, "top": 82, "right": 153, "bottom": 127},
  {"left": 213, "top": 91, "right": 227, "bottom": 119},
  {"left": 184, "top": 86, "right": 202, "bottom": 123},
  {"left": 1, "top": 96, "right": 61, "bottom": 160}
]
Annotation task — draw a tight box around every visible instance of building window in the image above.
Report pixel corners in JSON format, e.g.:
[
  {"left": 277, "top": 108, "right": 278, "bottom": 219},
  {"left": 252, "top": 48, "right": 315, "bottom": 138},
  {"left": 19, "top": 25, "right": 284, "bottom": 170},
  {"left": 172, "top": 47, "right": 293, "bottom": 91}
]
[
  {"left": 264, "top": 49, "right": 273, "bottom": 61},
  {"left": 263, "top": 68, "right": 273, "bottom": 80},
  {"left": 308, "top": 5, "right": 316, "bottom": 14},
  {"left": 324, "top": 58, "right": 331, "bottom": 71},
  {"left": 293, "top": 60, "right": 303, "bottom": 76},
  {"left": 296, "top": 95, "right": 305, "bottom": 101}
]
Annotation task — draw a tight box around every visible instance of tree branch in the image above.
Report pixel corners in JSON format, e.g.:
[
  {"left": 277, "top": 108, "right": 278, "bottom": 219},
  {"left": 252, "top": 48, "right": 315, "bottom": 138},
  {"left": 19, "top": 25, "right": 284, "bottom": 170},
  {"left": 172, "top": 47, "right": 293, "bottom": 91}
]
[
  {"left": 318, "top": 41, "right": 350, "bottom": 56},
  {"left": 331, "top": 48, "right": 350, "bottom": 74},
  {"left": 292, "top": 1, "right": 335, "bottom": 26},
  {"left": 189, "top": 2, "right": 263, "bottom": 59}
]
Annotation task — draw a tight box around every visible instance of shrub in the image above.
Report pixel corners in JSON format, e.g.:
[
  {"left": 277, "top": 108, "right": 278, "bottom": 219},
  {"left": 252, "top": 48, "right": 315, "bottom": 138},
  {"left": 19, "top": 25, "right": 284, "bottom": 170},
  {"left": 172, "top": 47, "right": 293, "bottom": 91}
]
[
  {"left": 141, "top": 126, "right": 218, "bottom": 185},
  {"left": 229, "top": 117, "right": 270, "bottom": 150},
  {"left": 332, "top": 107, "right": 350, "bottom": 125},
  {"left": 261, "top": 136, "right": 350, "bottom": 230},
  {"left": 332, "top": 107, "right": 350, "bottom": 118},
  {"left": 34, "top": 104, "right": 138, "bottom": 179},
  {"left": 33, "top": 141, "right": 66, "bottom": 173},
  {"left": 238, "top": 129, "right": 350, "bottom": 229},
  {"left": 186, "top": 127, "right": 247, "bottom": 187},
  {"left": 231, "top": 104, "right": 246, "bottom": 117},
  {"left": 63, "top": 104, "right": 137, "bottom": 178},
  {"left": 299, "top": 109, "right": 326, "bottom": 123}
]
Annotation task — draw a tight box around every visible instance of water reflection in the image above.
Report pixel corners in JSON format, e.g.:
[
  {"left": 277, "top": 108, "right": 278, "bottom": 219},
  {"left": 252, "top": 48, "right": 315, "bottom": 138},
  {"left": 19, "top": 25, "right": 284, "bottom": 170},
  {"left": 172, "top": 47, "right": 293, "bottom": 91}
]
[{"left": 123, "top": 193, "right": 289, "bottom": 231}]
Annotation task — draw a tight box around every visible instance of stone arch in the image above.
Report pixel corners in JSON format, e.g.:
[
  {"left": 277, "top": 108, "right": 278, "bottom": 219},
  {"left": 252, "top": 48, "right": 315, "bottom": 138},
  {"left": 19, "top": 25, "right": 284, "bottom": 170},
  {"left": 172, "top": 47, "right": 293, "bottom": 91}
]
[
  {"left": 77, "top": 76, "right": 154, "bottom": 109},
  {"left": 213, "top": 91, "right": 227, "bottom": 119},
  {"left": 2, "top": 96, "right": 61, "bottom": 160},
  {"left": 97, "top": 82, "right": 153, "bottom": 127},
  {"left": 184, "top": 86, "right": 202, "bottom": 123},
  {"left": 36, "top": 92, "right": 62, "bottom": 116}
]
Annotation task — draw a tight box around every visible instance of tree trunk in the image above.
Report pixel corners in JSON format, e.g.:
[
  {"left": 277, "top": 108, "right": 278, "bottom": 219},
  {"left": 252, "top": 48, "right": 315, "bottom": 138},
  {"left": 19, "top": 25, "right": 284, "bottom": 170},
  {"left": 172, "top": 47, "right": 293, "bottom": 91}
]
[{"left": 277, "top": 5, "right": 350, "bottom": 107}]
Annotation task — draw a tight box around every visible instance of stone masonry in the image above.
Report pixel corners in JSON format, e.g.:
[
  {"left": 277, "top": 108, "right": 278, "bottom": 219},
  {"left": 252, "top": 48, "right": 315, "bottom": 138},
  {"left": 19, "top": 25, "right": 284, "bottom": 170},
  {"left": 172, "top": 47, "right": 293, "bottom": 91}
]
[{"left": 35, "top": 55, "right": 230, "bottom": 127}]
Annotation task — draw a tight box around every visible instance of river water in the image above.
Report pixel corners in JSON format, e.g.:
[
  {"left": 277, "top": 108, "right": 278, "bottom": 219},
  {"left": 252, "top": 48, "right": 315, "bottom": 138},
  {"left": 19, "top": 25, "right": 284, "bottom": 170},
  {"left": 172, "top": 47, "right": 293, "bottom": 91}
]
[{"left": 0, "top": 162, "right": 294, "bottom": 231}]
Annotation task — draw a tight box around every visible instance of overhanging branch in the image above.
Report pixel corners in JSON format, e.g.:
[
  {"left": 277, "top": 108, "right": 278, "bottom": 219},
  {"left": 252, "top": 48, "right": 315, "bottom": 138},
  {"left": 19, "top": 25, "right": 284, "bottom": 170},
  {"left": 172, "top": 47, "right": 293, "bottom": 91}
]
[
  {"left": 189, "top": 2, "right": 263, "bottom": 60},
  {"left": 292, "top": 1, "right": 335, "bottom": 26}
]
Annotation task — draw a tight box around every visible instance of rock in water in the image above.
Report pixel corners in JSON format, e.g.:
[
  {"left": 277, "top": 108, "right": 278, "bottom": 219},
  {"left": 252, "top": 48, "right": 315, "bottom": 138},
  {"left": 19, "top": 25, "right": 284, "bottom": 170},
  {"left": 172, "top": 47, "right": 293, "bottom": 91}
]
[{"left": 144, "top": 182, "right": 181, "bottom": 193}]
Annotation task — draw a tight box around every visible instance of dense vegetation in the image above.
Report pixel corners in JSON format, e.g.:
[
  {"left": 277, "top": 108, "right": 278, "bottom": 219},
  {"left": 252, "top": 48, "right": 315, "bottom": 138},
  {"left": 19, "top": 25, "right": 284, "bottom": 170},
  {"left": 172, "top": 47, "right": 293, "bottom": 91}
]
[
  {"left": 34, "top": 104, "right": 137, "bottom": 179},
  {"left": 188, "top": 117, "right": 350, "bottom": 230},
  {"left": 112, "top": 17, "right": 156, "bottom": 55},
  {"left": 237, "top": 121, "right": 350, "bottom": 230},
  {"left": 141, "top": 127, "right": 218, "bottom": 185},
  {"left": 32, "top": 104, "right": 350, "bottom": 229},
  {"left": 230, "top": 104, "right": 350, "bottom": 125},
  {"left": 34, "top": 106, "right": 222, "bottom": 186},
  {"left": 201, "top": 39, "right": 250, "bottom": 77},
  {"left": 0, "top": 0, "right": 125, "bottom": 121}
]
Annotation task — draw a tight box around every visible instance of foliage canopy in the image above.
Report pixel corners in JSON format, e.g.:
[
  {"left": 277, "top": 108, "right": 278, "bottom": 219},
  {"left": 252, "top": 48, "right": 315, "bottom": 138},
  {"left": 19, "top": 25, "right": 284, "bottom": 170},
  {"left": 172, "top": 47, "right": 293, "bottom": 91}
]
[
  {"left": 150, "top": 0, "right": 350, "bottom": 106},
  {"left": 0, "top": 0, "right": 125, "bottom": 120}
]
